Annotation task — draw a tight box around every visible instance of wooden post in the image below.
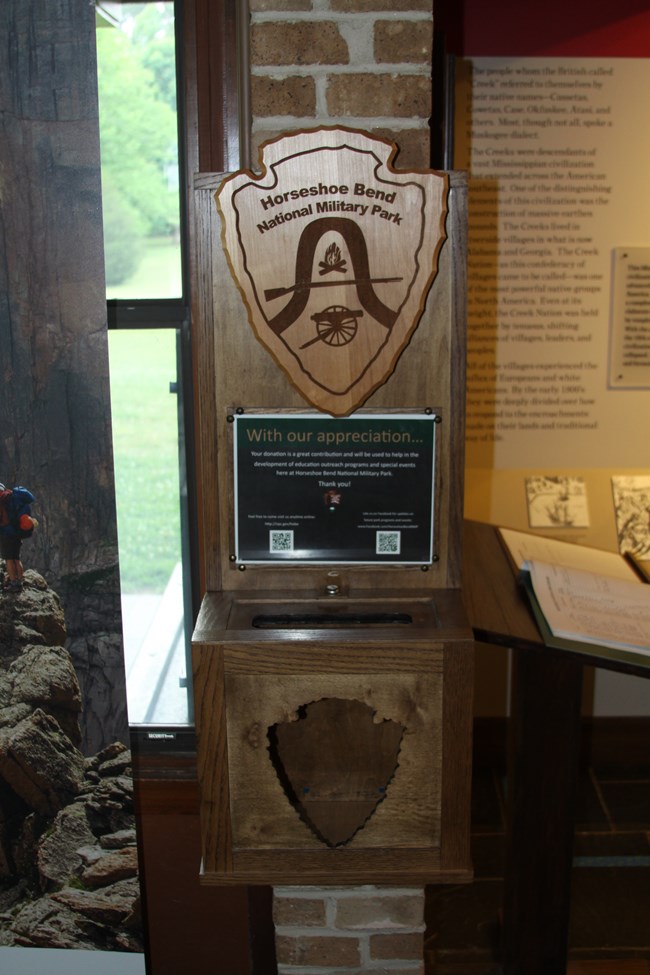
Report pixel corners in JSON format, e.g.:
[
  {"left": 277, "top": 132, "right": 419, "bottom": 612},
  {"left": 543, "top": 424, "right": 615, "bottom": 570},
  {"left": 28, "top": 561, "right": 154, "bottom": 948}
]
[
  {"left": 191, "top": 135, "right": 473, "bottom": 891},
  {"left": 502, "top": 648, "right": 584, "bottom": 974}
]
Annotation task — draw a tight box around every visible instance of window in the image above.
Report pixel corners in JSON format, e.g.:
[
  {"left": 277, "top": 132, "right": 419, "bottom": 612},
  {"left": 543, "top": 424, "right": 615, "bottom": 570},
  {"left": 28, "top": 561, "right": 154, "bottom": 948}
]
[
  {"left": 97, "top": 1, "right": 182, "bottom": 300},
  {"left": 97, "top": 1, "right": 196, "bottom": 727}
]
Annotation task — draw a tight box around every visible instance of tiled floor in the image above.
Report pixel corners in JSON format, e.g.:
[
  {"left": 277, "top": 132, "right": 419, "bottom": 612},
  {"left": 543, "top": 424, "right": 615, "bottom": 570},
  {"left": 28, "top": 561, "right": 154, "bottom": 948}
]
[{"left": 424, "top": 745, "right": 650, "bottom": 974}]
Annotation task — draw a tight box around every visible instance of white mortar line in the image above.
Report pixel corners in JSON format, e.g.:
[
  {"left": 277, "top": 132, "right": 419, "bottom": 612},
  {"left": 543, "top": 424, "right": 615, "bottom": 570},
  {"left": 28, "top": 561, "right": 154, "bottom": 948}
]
[
  {"left": 252, "top": 118, "right": 432, "bottom": 132},
  {"left": 250, "top": 64, "right": 431, "bottom": 76},
  {"left": 251, "top": 12, "right": 432, "bottom": 23}
]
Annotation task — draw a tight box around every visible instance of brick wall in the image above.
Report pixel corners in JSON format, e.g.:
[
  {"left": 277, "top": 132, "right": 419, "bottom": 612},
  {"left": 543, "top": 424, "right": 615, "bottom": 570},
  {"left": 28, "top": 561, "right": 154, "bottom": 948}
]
[
  {"left": 249, "top": 0, "right": 434, "bottom": 168},
  {"left": 273, "top": 885, "right": 426, "bottom": 974}
]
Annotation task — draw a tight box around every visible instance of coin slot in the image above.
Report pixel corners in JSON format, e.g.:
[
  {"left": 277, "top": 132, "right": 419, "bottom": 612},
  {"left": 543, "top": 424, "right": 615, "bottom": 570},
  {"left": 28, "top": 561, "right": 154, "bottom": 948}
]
[{"left": 252, "top": 612, "right": 412, "bottom": 628}]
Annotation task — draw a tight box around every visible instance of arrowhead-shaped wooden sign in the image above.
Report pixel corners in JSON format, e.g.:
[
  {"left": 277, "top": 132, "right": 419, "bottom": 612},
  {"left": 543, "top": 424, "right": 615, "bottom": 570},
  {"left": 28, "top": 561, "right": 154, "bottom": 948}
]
[
  {"left": 268, "top": 697, "right": 404, "bottom": 848},
  {"left": 216, "top": 127, "right": 449, "bottom": 416}
]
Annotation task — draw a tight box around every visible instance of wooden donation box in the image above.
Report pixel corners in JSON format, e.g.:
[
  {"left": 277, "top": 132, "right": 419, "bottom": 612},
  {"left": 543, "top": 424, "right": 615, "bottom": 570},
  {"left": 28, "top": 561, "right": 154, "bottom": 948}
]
[{"left": 192, "top": 128, "right": 473, "bottom": 885}]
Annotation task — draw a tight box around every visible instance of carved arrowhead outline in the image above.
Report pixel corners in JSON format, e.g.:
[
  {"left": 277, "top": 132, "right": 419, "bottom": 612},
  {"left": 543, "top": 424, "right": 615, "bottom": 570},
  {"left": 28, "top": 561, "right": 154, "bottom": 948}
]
[
  {"left": 216, "top": 127, "right": 449, "bottom": 416},
  {"left": 268, "top": 697, "right": 404, "bottom": 848}
]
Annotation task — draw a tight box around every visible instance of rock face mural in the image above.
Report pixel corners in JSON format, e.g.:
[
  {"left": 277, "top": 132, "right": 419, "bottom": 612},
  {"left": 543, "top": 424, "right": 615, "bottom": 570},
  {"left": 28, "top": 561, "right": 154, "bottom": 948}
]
[
  {"left": 0, "top": 574, "right": 142, "bottom": 950},
  {"left": 0, "top": 0, "right": 128, "bottom": 759},
  {"left": 0, "top": 0, "right": 141, "bottom": 958}
]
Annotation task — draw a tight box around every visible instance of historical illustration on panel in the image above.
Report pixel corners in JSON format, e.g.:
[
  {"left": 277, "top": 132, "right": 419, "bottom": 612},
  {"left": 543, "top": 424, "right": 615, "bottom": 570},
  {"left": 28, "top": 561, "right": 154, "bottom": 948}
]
[
  {"left": 612, "top": 475, "right": 650, "bottom": 557},
  {"left": 525, "top": 475, "right": 590, "bottom": 529}
]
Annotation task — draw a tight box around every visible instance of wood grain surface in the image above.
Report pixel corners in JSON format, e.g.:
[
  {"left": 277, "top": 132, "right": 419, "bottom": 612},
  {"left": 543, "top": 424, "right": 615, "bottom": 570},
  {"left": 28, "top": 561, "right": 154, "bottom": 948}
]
[
  {"left": 192, "top": 166, "right": 468, "bottom": 593},
  {"left": 192, "top": 590, "right": 473, "bottom": 884}
]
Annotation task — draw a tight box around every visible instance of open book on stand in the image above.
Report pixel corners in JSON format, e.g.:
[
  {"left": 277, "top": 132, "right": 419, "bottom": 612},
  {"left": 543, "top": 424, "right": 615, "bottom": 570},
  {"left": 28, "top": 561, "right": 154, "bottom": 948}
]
[{"left": 498, "top": 527, "right": 650, "bottom": 663}]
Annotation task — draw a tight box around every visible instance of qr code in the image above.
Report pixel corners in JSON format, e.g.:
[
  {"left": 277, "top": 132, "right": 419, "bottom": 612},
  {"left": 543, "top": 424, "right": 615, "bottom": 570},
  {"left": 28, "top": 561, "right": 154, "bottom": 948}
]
[
  {"left": 376, "top": 530, "right": 401, "bottom": 555},
  {"left": 270, "top": 530, "right": 294, "bottom": 553}
]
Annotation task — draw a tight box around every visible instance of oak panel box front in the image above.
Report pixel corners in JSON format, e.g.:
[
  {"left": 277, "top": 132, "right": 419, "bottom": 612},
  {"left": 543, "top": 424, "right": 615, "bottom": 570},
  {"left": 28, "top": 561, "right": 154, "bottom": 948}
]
[{"left": 192, "top": 588, "right": 473, "bottom": 886}]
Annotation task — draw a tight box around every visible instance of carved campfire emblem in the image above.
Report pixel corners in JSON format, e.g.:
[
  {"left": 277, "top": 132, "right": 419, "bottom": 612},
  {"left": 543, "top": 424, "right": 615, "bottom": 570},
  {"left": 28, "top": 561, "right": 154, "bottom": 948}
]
[
  {"left": 216, "top": 127, "right": 449, "bottom": 415},
  {"left": 268, "top": 697, "right": 405, "bottom": 847}
]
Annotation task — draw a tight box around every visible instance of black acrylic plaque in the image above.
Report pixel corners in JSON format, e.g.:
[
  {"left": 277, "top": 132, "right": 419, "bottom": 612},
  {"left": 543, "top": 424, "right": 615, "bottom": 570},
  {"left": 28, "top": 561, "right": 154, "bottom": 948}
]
[{"left": 233, "top": 413, "right": 437, "bottom": 563}]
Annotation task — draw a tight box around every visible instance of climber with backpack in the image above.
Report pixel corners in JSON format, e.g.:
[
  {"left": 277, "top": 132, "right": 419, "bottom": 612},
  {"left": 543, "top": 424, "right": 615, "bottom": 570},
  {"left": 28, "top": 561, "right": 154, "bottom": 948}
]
[{"left": 0, "top": 484, "right": 37, "bottom": 593}]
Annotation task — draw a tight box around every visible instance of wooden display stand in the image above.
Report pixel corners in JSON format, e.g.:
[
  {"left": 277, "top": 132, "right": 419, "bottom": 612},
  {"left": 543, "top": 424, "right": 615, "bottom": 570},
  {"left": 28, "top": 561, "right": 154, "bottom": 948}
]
[{"left": 191, "top": 128, "right": 473, "bottom": 885}]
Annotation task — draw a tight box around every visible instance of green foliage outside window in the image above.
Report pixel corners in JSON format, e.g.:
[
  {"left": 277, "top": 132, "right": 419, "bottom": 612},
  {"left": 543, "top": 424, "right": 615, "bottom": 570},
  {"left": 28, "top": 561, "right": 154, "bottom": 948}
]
[
  {"left": 97, "top": 4, "right": 179, "bottom": 287},
  {"left": 108, "top": 329, "right": 181, "bottom": 593}
]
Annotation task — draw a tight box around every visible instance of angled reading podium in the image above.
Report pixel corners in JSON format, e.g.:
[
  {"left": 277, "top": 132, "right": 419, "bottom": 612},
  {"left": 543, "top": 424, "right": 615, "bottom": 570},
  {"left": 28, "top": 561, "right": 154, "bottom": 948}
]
[{"left": 462, "top": 520, "right": 650, "bottom": 975}]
